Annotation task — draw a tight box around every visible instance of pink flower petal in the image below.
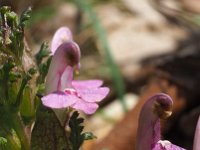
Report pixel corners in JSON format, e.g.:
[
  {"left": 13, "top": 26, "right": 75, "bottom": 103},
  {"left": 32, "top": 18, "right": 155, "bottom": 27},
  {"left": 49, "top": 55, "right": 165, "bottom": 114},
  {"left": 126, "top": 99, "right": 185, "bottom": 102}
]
[
  {"left": 45, "top": 42, "right": 81, "bottom": 94},
  {"left": 45, "top": 72, "right": 61, "bottom": 94},
  {"left": 193, "top": 116, "right": 200, "bottom": 150},
  {"left": 51, "top": 27, "right": 73, "bottom": 55},
  {"left": 153, "top": 140, "right": 186, "bottom": 150},
  {"left": 76, "top": 87, "right": 109, "bottom": 102},
  {"left": 41, "top": 91, "right": 78, "bottom": 108},
  {"left": 71, "top": 100, "right": 99, "bottom": 114},
  {"left": 72, "top": 80, "right": 103, "bottom": 88},
  {"left": 59, "top": 66, "right": 73, "bottom": 91}
]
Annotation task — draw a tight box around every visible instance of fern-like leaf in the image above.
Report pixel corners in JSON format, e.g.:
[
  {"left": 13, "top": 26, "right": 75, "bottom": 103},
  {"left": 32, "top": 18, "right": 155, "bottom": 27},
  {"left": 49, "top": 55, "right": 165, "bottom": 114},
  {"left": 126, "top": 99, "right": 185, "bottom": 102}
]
[{"left": 69, "top": 111, "right": 96, "bottom": 150}]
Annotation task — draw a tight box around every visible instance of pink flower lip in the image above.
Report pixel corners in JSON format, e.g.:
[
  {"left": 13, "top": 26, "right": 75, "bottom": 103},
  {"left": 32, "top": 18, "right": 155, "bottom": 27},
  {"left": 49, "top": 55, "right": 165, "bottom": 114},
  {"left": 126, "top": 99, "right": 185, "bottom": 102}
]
[{"left": 42, "top": 66, "right": 109, "bottom": 114}]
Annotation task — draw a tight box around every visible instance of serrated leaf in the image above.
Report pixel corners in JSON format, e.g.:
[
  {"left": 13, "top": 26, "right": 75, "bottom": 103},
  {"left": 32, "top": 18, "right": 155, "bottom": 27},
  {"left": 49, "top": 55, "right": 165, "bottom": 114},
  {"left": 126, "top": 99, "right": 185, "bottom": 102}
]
[
  {"left": 69, "top": 111, "right": 85, "bottom": 150},
  {"left": 14, "top": 69, "right": 35, "bottom": 108},
  {"left": 19, "top": 7, "right": 32, "bottom": 28},
  {"left": 69, "top": 111, "right": 97, "bottom": 150},
  {"left": 35, "top": 42, "right": 50, "bottom": 65},
  {"left": 37, "top": 56, "right": 51, "bottom": 84}
]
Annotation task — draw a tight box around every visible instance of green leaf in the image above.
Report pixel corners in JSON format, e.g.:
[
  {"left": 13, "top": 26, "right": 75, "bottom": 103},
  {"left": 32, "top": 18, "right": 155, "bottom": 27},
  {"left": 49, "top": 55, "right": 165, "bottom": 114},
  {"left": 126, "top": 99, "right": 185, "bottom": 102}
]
[
  {"left": 37, "top": 56, "right": 51, "bottom": 84},
  {"left": 69, "top": 111, "right": 84, "bottom": 150},
  {"left": 0, "top": 137, "right": 7, "bottom": 150},
  {"left": 14, "top": 68, "right": 36, "bottom": 108},
  {"left": 69, "top": 111, "right": 96, "bottom": 150},
  {"left": 35, "top": 42, "right": 50, "bottom": 65},
  {"left": 19, "top": 7, "right": 32, "bottom": 28}
]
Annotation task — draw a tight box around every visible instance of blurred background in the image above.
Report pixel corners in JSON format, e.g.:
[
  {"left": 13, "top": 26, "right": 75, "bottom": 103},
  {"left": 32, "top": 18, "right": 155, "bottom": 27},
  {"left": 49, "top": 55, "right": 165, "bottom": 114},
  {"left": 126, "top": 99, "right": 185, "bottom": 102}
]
[{"left": 1, "top": 0, "right": 200, "bottom": 149}]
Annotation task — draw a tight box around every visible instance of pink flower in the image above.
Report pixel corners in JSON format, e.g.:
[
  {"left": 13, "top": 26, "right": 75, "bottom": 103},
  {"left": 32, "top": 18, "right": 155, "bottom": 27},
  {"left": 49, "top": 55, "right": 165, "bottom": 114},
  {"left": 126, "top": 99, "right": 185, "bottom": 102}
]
[
  {"left": 42, "top": 27, "right": 109, "bottom": 114},
  {"left": 136, "top": 93, "right": 200, "bottom": 150},
  {"left": 42, "top": 66, "right": 109, "bottom": 114},
  {"left": 136, "top": 93, "right": 185, "bottom": 150}
]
